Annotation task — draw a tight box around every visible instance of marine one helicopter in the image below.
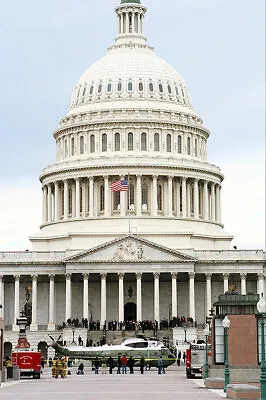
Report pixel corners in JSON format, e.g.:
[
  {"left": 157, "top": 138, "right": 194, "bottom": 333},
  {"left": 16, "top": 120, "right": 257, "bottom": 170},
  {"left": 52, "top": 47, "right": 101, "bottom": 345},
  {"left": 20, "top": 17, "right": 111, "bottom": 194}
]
[{"left": 49, "top": 335, "right": 176, "bottom": 368}]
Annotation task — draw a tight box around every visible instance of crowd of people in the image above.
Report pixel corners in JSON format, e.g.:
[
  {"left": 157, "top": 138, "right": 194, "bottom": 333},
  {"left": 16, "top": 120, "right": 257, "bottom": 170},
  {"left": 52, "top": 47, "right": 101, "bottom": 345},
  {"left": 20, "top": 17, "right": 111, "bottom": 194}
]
[{"left": 63, "top": 316, "right": 196, "bottom": 332}]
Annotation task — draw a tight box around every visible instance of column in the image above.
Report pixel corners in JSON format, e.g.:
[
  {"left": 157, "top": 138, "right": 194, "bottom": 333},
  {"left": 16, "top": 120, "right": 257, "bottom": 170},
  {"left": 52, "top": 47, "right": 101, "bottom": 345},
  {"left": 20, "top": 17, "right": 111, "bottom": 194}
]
[
  {"left": 100, "top": 273, "right": 107, "bottom": 328},
  {"left": 30, "top": 275, "right": 38, "bottom": 331},
  {"left": 12, "top": 275, "right": 20, "bottom": 331},
  {"left": 54, "top": 181, "right": 60, "bottom": 221},
  {"left": 154, "top": 273, "right": 160, "bottom": 322},
  {"left": 211, "top": 182, "right": 215, "bottom": 221},
  {"left": 206, "top": 273, "right": 212, "bottom": 317},
  {"left": 240, "top": 273, "right": 247, "bottom": 295},
  {"left": 176, "top": 180, "right": 180, "bottom": 217},
  {"left": 171, "top": 273, "right": 178, "bottom": 318},
  {"left": 42, "top": 185, "right": 48, "bottom": 224},
  {"left": 0, "top": 275, "right": 3, "bottom": 319},
  {"left": 136, "top": 273, "right": 142, "bottom": 321},
  {"left": 137, "top": 13, "right": 141, "bottom": 34},
  {"left": 48, "top": 274, "right": 55, "bottom": 331},
  {"left": 65, "top": 273, "right": 72, "bottom": 323},
  {"left": 72, "top": 181, "right": 76, "bottom": 218},
  {"left": 182, "top": 177, "right": 187, "bottom": 217},
  {"left": 136, "top": 175, "right": 142, "bottom": 217},
  {"left": 118, "top": 273, "right": 124, "bottom": 322},
  {"left": 120, "top": 185, "right": 126, "bottom": 217},
  {"left": 120, "top": 13, "right": 123, "bottom": 34},
  {"left": 104, "top": 176, "right": 110, "bottom": 217},
  {"left": 83, "top": 273, "right": 89, "bottom": 321},
  {"left": 188, "top": 272, "right": 195, "bottom": 321},
  {"left": 215, "top": 184, "right": 221, "bottom": 222},
  {"left": 223, "top": 273, "right": 229, "bottom": 293},
  {"left": 257, "top": 273, "right": 265, "bottom": 297},
  {"left": 89, "top": 177, "right": 94, "bottom": 217},
  {"left": 193, "top": 179, "right": 199, "bottom": 218},
  {"left": 126, "top": 12, "right": 129, "bottom": 33},
  {"left": 132, "top": 12, "right": 135, "bottom": 32},
  {"left": 63, "top": 180, "right": 69, "bottom": 220},
  {"left": 203, "top": 180, "right": 208, "bottom": 220},
  {"left": 75, "top": 178, "right": 80, "bottom": 218},
  {"left": 152, "top": 175, "right": 158, "bottom": 216},
  {"left": 168, "top": 176, "right": 173, "bottom": 217},
  {"left": 82, "top": 180, "right": 86, "bottom": 217},
  {"left": 187, "top": 181, "right": 191, "bottom": 217},
  {"left": 47, "top": 183, "right": 52, "bottom": 222}
]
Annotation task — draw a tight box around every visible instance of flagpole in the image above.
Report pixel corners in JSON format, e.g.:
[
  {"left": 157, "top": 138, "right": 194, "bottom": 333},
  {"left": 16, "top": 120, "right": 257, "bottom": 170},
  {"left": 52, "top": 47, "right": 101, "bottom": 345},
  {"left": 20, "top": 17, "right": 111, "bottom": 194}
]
[{"left": 127, "top": 173, "right": 131, "bottom": 234}]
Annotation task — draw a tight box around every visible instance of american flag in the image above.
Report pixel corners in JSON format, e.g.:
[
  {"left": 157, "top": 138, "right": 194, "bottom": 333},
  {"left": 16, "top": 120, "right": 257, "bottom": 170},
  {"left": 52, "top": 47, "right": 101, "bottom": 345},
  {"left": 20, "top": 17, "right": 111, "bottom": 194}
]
[{"left": 110, "top": 179, "right": 128, "bottom": 192}]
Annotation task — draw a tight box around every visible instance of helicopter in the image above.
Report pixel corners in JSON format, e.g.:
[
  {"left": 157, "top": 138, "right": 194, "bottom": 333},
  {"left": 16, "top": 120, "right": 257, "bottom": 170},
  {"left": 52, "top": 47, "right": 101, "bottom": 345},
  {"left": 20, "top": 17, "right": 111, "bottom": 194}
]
[{"left": 48, "top": 335, "right": 176, "bottom": 368}]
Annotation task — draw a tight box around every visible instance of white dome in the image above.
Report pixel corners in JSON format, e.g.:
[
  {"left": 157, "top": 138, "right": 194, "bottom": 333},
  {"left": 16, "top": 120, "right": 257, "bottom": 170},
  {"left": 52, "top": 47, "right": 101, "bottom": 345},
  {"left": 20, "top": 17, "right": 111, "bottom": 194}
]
[{"left": 68, "top": 49, "right": 194, "bottom": 116}]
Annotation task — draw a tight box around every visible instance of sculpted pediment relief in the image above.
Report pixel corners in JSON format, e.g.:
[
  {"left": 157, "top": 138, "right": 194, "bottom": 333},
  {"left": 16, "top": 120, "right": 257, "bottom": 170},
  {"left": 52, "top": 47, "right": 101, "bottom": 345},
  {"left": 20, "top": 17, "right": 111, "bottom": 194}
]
[{"left": 64, "top": 236, "right": 197, "bottom": 263}]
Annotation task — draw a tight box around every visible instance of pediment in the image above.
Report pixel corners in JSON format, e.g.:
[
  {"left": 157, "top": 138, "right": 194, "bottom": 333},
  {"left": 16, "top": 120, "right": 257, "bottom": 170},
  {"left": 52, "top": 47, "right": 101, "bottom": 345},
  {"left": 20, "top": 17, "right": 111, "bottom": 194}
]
[{"left": 64, "top": 236, "right": 197, "bottom": 264}]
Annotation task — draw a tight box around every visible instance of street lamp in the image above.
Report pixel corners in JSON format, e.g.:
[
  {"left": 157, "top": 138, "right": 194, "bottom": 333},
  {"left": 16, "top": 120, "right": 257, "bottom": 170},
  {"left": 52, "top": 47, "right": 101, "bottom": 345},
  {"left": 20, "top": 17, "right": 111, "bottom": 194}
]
[
  {"left": 204, "top": 324, "right": 210, "bottom": 379},
  {"left": 71, "top": 326, "right": 76, "bottom": 345},
  {"left": 183, "top": 323, "right": 187, "bottom": 343},
  {"left": 257, "top": 294, "right": 266, "bottom": 400},
  {"left": 223, "top": 315, "right": 231, "bottom": 393}
]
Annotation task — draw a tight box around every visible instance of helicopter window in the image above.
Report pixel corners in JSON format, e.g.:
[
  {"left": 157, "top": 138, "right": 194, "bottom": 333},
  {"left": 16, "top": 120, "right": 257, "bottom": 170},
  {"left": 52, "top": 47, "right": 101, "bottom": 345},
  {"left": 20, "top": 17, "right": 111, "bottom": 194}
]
[
  {"left": 134, "top": 342, "right": 148, "bottom": 348},
  {"left": 125, "top": 343, "right": 135, "bottom": 348},
  {"left": 161, "top": 348, "right": 168, "bottom": 356}
]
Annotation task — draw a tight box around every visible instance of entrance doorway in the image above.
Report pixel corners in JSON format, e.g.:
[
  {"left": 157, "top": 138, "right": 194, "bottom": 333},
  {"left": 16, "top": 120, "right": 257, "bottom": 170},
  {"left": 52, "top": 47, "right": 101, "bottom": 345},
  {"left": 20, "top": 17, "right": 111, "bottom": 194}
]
[{"left": 124, "top": 302, "right": 136, "bottom": 322}]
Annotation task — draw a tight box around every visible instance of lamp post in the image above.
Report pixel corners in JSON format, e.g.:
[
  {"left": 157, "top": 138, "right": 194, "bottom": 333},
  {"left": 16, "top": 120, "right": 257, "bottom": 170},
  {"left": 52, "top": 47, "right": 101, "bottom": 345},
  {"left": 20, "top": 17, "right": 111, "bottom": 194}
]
[
  {"left": 257, "top": 294, "right": 266, "bottom": 400},
  {"left": 183, "top": 323, "right": 187, "bottom": 342},
  {"left": 223, "top": 315, "right": 230, "bottom": 393},
  {"left": 71, "top": 326, "right": 76, "bottom": 345},
  {"left": 204, "top": 324, "right": 210, "bottom": 379}
]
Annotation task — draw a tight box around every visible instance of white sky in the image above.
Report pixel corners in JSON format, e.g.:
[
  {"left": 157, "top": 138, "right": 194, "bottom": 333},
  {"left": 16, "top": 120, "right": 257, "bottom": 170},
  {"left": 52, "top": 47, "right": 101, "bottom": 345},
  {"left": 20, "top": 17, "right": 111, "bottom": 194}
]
[{"left": 0, "top": 0, "right": 265, "bottom": 251}]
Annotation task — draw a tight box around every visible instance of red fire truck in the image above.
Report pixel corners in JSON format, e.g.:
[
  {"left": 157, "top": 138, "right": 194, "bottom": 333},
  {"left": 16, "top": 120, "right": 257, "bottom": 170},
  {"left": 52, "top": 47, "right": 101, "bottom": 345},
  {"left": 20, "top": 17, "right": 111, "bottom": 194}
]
[
  {"left": 12, "top": 350, "right": 42, "bottom": 379},
  {"left": 186, "top": 343, "right": 210, "bottom": 379}
]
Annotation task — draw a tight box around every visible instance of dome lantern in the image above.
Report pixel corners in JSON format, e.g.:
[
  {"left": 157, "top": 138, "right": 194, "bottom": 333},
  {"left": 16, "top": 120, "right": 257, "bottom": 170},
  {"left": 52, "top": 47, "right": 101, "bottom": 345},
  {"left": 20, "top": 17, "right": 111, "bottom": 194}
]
[{"left": 115, "top": 0, "right": 146, "bottom": 38}]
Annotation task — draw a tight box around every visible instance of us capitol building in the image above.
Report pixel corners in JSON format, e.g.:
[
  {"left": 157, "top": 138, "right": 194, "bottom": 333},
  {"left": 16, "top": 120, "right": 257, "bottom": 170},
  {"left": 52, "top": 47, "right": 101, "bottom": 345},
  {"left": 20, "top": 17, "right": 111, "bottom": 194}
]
[{"left": 0, "top": 0, "right": 264, "bottom": 353}]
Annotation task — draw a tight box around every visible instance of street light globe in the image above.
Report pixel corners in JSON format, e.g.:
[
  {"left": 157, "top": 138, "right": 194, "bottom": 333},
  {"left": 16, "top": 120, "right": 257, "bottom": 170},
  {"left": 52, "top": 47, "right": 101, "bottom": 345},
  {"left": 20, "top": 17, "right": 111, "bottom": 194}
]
[
  {"left": 257, "top": 295, "right": 266, "bottom": 314},
  {"left": 204, "top": 324, "right": 210, "bottom": 337},
  {"left": 222, "top": 315, "right": 231, "bottom": 329}
]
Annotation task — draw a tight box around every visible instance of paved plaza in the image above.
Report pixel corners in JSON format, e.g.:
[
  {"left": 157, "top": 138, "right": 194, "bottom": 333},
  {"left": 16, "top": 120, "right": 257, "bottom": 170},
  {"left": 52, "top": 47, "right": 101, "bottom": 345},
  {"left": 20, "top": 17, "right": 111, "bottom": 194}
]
[{"left": 0, "top": 365, "right": 225, "bottom": 400}]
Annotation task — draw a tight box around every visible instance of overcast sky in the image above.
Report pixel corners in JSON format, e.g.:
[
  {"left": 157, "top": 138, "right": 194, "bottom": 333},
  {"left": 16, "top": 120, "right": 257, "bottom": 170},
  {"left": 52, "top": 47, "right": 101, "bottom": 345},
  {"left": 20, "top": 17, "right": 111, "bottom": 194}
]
[{"left": 0, "top": 0, "right": 265, "bottom": 251}]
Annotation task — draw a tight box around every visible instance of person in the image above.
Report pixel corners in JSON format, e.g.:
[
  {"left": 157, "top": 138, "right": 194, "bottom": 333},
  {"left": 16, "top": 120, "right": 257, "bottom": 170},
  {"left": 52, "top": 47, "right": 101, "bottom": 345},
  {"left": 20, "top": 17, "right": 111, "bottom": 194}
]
[
  {"left": 77, "top": 363, "right": 84, "bottom": 375},
  {"left": 157, "top": 356, "right": 163, "bottom": 374},
  {"left": 55, "top": 357, "right": 65, "bottom": 378},
  {"left": 140, "top": 356, "right": 145, "bottom": 374},
  {"left": 107, "top": 355, "right": 114, "bottom": 374},
  {"left": 128, "top": 355, "right": 134, "bottom": 374},
  {"left": 41, "top": 357, "right": 45, "bottom": 369},
  {"left": 94, "top": 357, "right": 100, "bottom": 374},
  {"left": 162, "top": 358, "right": 165, "bottom": 374},
  {"left": 101, "top": 362, "right": 107, "bottom": 374},
  {"left": 121, "top": 354, "right": 127, "bottom": 374},
  {"left": 48, "top": 357, "right": 52, "bottom": 367},
  {"left": 177, "top": 350, "right": 181, "bottom": 366},
  {"left": 52, "top": 357, "right": 57, "bottom": 378},
  {"left": 6, "top": 358, "right": 12, "bottom": 380},
  {"left": 117, "top": 355, "right": 122, "bottom": 374},
  {"left": 183, "top": 351, "right": 186, "bottom": 364}
]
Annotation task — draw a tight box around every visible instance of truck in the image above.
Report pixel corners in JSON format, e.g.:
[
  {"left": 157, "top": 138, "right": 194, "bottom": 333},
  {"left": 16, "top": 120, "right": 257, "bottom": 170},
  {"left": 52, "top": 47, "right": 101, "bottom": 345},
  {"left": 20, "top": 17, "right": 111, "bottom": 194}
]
[
  {"left": 12, "top": 350, "right": 42, "bottom": 379},
  {"left": 186, "top": 343, "right": 210, "bottom": 379}
]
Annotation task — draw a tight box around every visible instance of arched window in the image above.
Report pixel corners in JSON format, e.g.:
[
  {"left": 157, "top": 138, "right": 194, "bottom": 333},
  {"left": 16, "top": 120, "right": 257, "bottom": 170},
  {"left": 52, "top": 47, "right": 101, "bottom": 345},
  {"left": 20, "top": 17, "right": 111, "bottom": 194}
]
[
  {"left": 159, "top": 83, "right": 164, "bottom": 93},
  {"left": 82, "top": 86, "right": 86, "bottom": 96},
  {"left": 175, "top": 86, "right": 179, "bottom": 97},
  {"left": 149, "top": 82, "right": 154, "bottom": 92},
  {"left": 98, "top": 83, "right": 102, "bottom": 94},
  {"left": 195, "top": 138, "right": 198, "bottom": 157},
  {"left": 139, "top": 81, "right": 144, "bottom": 92},
  {"left": 128, "top": 81, "right": 133, "bottom": 92},
  {"left": 100, "top": 184, "right": 105, "bottom": 212},
  {"left": 89, "top": 85, "right": 94, "bottom": 95},
  {"left": 128, "top": 132, "right": 134, "bottom": 151},
  {"left": 178, "top": 135, "right": 182, "bottom": 154},
  {"left": 90, "top": 135, "right": 95, "bottom": 153},
  {"left": 168, "top": 84, "right": 172, "bottom": 94},
  {"left": 115, "top": 132, "right": 120, "bottom": 151},
  {"left": 141, "top": 180, "right": 148, "bottom": 210},
  {"left": 166, "top": 134, "right": 172, "bottom": 152},
  {"left": 117, "top": 81, "right": 122, "bottom": 92},
  {"left": 154, "top": 133, "right": 159, "bottom": 151},
  {"left": 64, "top": 140, "right": 68, "bottom": 157},
  {"left": 107, "top": 83, "right": 112, "bottom": 92},
  {"left": 187, "top": 137, "right": 191, "bottom": 155},
  {"left": 157, "top": 183, "right": 163, "bottom": 211},
  {"left": 80, "top": 136, "right": 84, "bottom": 154},
  {"left": 68, "top": 186, "right": 72, "bottom": 215},
  {"left": 71, "top": 137, "right": 75, "bottom": 156},
  {"left": 102, "top": 134, "right": 107, "bottom": 152},
  {"left": 141, "top": 132, "right": 147, "bottom": 151}
]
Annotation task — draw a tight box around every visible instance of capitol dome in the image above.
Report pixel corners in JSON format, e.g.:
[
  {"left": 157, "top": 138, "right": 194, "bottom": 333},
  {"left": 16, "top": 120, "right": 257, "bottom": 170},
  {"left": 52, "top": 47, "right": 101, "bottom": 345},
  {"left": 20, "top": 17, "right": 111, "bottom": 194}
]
[{"left": 33, "top": 0, "right": 233, "bottom": 252}]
